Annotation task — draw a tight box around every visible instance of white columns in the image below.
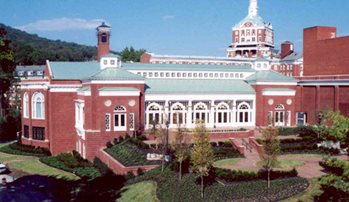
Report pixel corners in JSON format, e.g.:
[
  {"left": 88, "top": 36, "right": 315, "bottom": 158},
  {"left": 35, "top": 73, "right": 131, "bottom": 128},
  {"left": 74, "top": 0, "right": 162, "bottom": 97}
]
[
  {"left": 209, "top": 100, "right": 215, "bottom": 128},
  {"left": 187, "top": 100, "right": 192, "bottom": 128},
  {"left": 232, "top": 100, "right": 237, "bottom": 126}
]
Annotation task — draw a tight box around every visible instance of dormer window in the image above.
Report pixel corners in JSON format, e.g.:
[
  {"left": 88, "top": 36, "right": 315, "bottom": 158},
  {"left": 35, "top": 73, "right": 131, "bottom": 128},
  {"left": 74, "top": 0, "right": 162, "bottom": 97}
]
[
  {"left": 103, "top": 60, "right": 107, "bottom": 65},
  {"left": 110, "top": 60, "right": 115, "bottom": 65}
]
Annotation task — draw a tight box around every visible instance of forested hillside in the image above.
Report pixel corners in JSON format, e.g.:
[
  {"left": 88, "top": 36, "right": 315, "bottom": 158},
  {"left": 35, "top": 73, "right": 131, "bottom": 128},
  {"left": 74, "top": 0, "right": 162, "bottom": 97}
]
[
  {"left": 0, "top": 23, "right": 97, "bottom": 65},
  {"left": 0, "top": 23, "right": 146, "bottom": 65}
]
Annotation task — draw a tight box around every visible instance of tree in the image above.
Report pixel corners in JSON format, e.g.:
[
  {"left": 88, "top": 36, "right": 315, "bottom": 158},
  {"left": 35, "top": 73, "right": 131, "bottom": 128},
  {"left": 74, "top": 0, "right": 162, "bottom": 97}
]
[
  {"left": 119, "top": 46, "right": 146, "bottom": 62},
  {"left": 172, "top": 125, "right": 190, "bottom": 180},
  {"left": 190, "top": 121, "right": 214, "bottom": 198},
  {"left": 0, "top": 27, "right": 16, "bottom": 117},
  {"left": 317, "top": 110, "right": 349, "bottom": 147},
  {"left": 259, "top": 127, "right": 280, "bottom": 188},
  {"left": 154, "top": 123, "right": 167, "bottom": 172}
]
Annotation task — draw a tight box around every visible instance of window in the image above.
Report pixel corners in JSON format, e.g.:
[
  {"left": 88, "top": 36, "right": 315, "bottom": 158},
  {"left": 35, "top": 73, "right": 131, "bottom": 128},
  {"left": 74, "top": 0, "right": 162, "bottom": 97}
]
[
  {"left": 75, "top": 102, "right": 85, "bottom": 130},
  {"left": 216, "top": 103, "right": 229, "bottom": 124},
  {"left": 237, "top": 103, "right": 251, "bottom": 123},
  {"left": 23, "top": 92, "right": 29, "bottom": 118},
  {"left": 149, "top": 72, "right": 153, "bottom": 77},
  {"left": 24, "top": 125, "right": 29, "bottom": 138},
  {"left": 110, "top": 60, "right": 115, "bottom": 65},
  {"left": 32, "top": 127, "right": 45, "bottom": 140},
  {"left": 171, "top": 103, "right": 186, "bottom": 126},
  {"left": 105, "top": 113, "right": 111, "bottom": 131},
  {"left": 101, "top": 33, "right": 107, "bottom": 43},
  {"left": 147, "top": 103, "right": 162, "bottom": 126},
  {"left": 193, "top": 103, "right": 209, "bottom": 124},
  {"left": 129, "top": 113, "right": 135, "bottom": 131},
  {"left": 114, "top": 106, "right": 127, "bottom": 131},
  {"left": 32, "top": 92, "right": 44, "bottom": 119}
]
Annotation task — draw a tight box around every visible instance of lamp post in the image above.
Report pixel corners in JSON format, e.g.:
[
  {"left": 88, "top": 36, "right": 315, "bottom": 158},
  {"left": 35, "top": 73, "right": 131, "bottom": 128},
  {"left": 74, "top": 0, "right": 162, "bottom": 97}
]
[{"left": 165, "top": 120, "right": 170, "bottom": 157}]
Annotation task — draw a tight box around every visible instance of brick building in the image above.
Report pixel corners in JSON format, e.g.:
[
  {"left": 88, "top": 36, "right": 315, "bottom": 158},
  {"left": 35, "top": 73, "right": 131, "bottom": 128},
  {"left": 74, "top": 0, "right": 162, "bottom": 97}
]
[{"left": 17, "top": 0, "right": 349, "bottom": 160}]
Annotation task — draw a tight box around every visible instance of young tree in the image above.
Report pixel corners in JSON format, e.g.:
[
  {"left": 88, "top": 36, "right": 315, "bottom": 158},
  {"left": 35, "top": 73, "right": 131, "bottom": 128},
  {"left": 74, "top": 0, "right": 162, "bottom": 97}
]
[
  {"left": 318, "top": 111, "right": 349, "bottom": 147},
  {"left": 259, "top": 127, "right": 280, "bottom": 188},
  {"left": 155, "top": 124, "right": 167, "bottom": 172},
  {"left": 190, "top": 121, "right": 214, "bottom": 198},
  {"left": 172, "top": 125, "right": 190, "bottom": 180}
]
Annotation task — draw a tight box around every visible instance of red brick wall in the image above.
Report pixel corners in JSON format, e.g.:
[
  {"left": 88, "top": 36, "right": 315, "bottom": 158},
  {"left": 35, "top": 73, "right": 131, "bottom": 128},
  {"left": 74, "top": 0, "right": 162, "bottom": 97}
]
[
  {"left": 140, "top": 53, "right": 151, "bottom": 63},
  {"left": 304, "top": 26, "right": 349, "bottom": 76}
]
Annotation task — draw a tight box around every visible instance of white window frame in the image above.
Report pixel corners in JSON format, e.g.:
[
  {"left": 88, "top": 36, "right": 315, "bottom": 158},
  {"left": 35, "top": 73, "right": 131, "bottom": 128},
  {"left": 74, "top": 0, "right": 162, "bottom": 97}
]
[
  {"left": 32, "top": 92, "right": 45, "bottom": 119},
  {"left": 23, "top": 92, "right": 29, "bottom": 118},
  {"left": 114, "top": 106, "right": 127, "bottom": 131}
]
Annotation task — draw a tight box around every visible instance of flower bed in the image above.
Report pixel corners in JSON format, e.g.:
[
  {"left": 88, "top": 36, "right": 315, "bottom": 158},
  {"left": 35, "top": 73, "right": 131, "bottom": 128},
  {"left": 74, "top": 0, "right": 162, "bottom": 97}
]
[
  {"left": 105, "top": 139, "right": 161, "bottom": 167},
  {"left": 129, "top": 167, "right": 308, "bottom": 202}
]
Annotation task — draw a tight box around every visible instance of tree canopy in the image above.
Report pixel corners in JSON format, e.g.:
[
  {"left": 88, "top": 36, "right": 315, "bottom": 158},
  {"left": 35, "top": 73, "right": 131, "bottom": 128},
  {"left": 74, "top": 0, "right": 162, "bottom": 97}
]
[{"left": 318, "top": 110, "right": 349, "bottom": 145}]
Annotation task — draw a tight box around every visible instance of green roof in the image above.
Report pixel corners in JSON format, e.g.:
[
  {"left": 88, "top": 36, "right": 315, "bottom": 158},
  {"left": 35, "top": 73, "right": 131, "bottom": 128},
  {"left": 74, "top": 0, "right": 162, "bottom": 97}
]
[
  {"left": 49, "top": 61, "right": 100, "bottom": 80},
  {"left": 122, "top": 63, "right": 254, "bottom": 72},
  {"left": 234, "top": 15, "right": 269, "bottom": 28},
  {"left": 99, "top": 87, "right": 140, "bottom": 92},
  {"left": 87, "top": 67, "right": 144, "bottom": 81},
  {"left": 246, "top": 71, "right": 297, "bottom": 83},
  {"left": 145, "top": 79, "right": 255, "bottom": 94}
]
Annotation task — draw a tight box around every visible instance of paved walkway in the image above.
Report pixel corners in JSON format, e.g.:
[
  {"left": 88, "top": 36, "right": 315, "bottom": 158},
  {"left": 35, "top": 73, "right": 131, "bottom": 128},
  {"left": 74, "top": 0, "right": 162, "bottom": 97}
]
[{"left": 217, "top": 137, "right": 349, "bottom": 178}]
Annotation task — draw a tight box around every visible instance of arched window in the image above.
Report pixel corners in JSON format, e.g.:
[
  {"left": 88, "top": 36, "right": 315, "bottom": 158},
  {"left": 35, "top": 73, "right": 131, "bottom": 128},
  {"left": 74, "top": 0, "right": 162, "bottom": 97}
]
[
  {"left": 237, "top": 102, "right": 251, "bottom": 123},
  {"left": 275, "top": 104, "right": 285, "bottom": 110},
  {"left": 32, "top": 92, "right": 44, "bottom": 119},
  {"left": 146, "top": 103, "right": 162, "bottom": 126},
  {"left": 215, "top": 102, "right": 230, "bottom": 124},
  {"left": 193, "top": 102, "right": 209, "bottom": 124},
  {"left": 114, "top": 105, "right": 127, "bottom": 131},
  {"left": 171, "top": 103, "right": 186, "bottom": 126},
  {"left": 23, "top": 92, "right": 29, "bottom": 118}
]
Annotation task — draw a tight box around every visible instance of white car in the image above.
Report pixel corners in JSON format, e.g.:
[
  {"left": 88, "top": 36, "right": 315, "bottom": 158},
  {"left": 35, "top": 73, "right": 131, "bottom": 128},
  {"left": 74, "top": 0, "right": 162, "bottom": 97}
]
[{"left": 0, "top": 163, "right": 8, "bottom": 174}]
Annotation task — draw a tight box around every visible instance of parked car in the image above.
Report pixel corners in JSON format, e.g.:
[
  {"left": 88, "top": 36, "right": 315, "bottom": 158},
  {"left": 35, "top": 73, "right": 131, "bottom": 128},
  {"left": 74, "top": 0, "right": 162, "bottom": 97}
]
[{"left": 0, "top": 163, "right": 8, "bottom": 174}]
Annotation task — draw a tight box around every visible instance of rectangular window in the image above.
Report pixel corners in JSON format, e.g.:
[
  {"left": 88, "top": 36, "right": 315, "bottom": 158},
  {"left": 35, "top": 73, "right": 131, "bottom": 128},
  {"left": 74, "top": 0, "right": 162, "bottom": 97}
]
[
  {"left": 105, "top": 113, "right": 111, "bottom": 131},
  {"left": 24, "top": 125, "right": 29, "bottom": 138},
  {"left": 32, "top": 127, "right": 45, "bottom": 140},
  {"left": 129, "top": 113, "right": 135, "bottom": 131}
]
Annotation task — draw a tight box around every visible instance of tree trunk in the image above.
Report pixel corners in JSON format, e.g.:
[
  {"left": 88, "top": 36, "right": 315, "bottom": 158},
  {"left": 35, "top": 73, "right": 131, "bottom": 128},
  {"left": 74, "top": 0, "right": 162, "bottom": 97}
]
[
  {"left": 201, "top": 175, "right": 204, "bottom": 198},
  {"left": 267, "top": 169, "right": 270, "bottom": 188},
  {"left": 179, "top": 161, "right": 182, "bottom": 180}
]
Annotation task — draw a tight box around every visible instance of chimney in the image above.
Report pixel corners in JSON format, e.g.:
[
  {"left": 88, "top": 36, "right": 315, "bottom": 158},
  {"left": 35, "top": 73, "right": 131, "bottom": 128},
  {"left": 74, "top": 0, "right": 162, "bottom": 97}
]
[{"left": 280, "top": 41, "right": 294, "bottom": 59}]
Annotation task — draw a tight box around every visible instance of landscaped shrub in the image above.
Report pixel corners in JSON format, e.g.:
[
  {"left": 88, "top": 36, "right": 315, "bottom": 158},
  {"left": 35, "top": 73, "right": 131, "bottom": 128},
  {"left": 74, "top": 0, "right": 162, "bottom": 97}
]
[
  {"left": 40, "top": 152, "right": 100, "bottom": 179},
  {"left": 0, "top": 142, "right": 51, "bottom": 156},
  {"left": 106, "top": 141, "right": 113, "bottom": 148},
  {"left": 278, "top": 127, "right": 298, "bottom": 136},
  {"left": 212, "top": 147, "right": 243, "bottom": 160},
  {"left": 93, "top": 157, "right": 113, "bottom": 176},
  {"left": 105, "top": 141, "right": 161, "bottom": 166},
  {"left": 214, "top": 167, "right": 298, "bottom": 183},
  {"left": 319, "top": 157, "right": 347, "bottom": 175},
  {"left": 129, "top": 167, "right": 308, "bottom": 202}
]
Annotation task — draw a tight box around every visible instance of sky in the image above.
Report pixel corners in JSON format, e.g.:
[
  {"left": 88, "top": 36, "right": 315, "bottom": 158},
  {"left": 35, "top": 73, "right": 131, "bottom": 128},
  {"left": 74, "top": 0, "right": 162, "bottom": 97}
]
[{"left": 1, "top": 0, "right": 349, "bottom": 56}]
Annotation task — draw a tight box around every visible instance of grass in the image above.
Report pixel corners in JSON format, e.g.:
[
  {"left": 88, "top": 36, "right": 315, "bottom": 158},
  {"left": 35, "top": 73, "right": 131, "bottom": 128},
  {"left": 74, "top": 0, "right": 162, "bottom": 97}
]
[
  {"left": 281, "top": 153, "right": 323, "bottom": 158},
  {"left": 281, "top": 178, "right": 322, "bottom": 202},
  {"left": 257, "top": 159, "right": 305, "bottom": 171},
  {"left": 213, "top": 158, "right": 243, "bottom": 167},
  {"left": 118, "top": 181, "right": 158, "bottom": 202},
  {"left": 0, "top": 143, "right": 79, "bottom": 180}
]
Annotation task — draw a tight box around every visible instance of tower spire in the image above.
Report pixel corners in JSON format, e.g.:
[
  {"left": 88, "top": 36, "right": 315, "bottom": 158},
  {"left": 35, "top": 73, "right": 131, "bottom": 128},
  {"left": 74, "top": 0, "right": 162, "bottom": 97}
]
[{"left": 248, "top": 0, "right": 258, "bottom": 17}]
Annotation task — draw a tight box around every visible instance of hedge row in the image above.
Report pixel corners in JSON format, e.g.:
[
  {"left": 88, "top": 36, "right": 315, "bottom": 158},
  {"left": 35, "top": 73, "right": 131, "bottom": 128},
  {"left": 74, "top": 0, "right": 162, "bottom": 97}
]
[
  {"left": 213, "top": 147, "right": 243, "bottom": 160},
  {"left": 214, "top": 167, "right": 298, "bottom": 183},
  {"left": 278, "top": 126, "right": 318, "bottom": 137},
  {"left": 319, "top": 157, "right": 349, "bottom": 176},
  {"left": 40, "top": 151, "right": 100, "bottom": 179},
  {"left": 129, "top": 167, "right": 308, "bottom": 202},
  {"left": 0, "top": 142, "right": 51, "bottom": 156}
]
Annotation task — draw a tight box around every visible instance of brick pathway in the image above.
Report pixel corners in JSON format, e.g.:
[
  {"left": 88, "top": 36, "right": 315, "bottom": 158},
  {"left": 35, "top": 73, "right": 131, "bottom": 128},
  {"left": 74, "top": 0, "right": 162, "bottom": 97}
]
[{"left": 217, "top": 137, "right": 349, "bottom": 178}]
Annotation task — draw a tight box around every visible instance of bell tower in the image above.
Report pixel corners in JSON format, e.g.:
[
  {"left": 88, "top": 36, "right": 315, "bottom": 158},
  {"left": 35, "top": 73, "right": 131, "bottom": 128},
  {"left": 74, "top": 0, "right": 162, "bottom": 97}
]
[
  {"left": 248, "top": 0, "right": 258, "bottom": 17},
  {"left": 97, "top": 22, "right": 111, "bottom": 61}
]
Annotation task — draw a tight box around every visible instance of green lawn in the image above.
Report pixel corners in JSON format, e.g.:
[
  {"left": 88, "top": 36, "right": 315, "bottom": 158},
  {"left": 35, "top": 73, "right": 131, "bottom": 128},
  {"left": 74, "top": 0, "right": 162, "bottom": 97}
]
[
  {"left": 213, "top": 158, "right": 243, "bottom": 167},
  {"left": 118, "top": 181, "right": 158, "bottom": 202},
  {"left": 281, "top": 154, "right": 323, "bottom": 158},
  {"left": 257, "top": 159, "right": 304, "bottom": 171},
  {"left": 281, "top": 178, "right": 322, "bottom": 202},
  {"left": 0, "top": 143, "right": 79, "bottom": 180}
]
